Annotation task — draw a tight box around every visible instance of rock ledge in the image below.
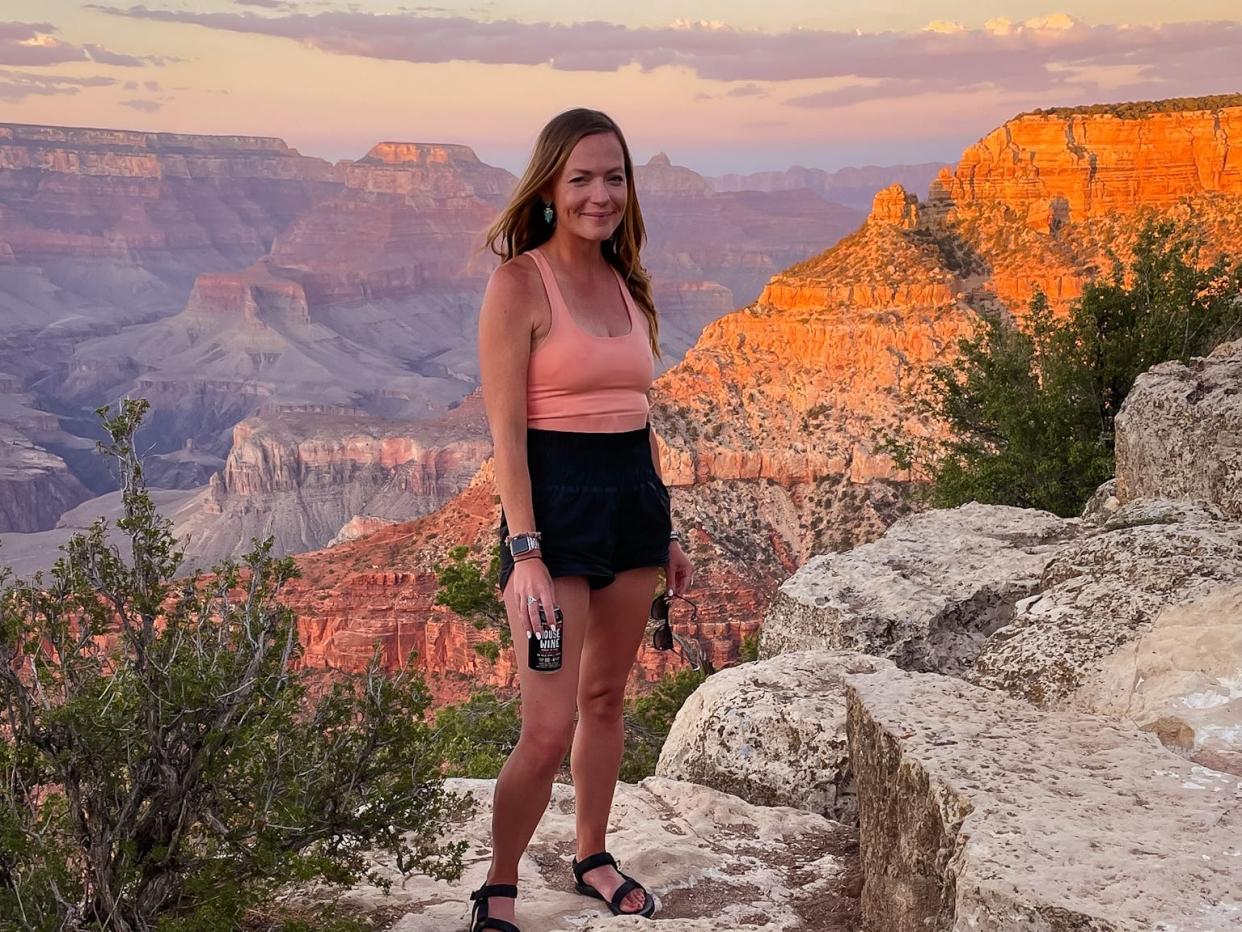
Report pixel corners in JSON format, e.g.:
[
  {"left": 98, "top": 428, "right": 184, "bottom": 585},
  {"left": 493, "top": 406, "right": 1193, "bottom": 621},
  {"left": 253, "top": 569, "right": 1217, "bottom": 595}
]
[{"left": 845, "top": 666, "right": 1242, "bottom": 932}]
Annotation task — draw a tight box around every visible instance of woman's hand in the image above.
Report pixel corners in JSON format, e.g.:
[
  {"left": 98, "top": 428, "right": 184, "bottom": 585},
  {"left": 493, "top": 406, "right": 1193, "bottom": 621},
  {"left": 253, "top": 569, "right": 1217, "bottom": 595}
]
[
  {"left": 512, "top": 557, "right": 558, "bottom": 639},
  {"left": 665, "top": 540, "right": 693, "bottom": 596}
]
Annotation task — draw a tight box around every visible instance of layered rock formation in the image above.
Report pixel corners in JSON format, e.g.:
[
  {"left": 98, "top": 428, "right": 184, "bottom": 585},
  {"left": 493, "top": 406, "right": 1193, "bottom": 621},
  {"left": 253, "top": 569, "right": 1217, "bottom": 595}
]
[
  {"left": 171, "top": 395, "right": 492, "bottom": 569},
  {"left": 940, "top": 102, "right": 1242, "bottom": 224},
  {"left": 649, "top": 186, "right": 980, "bottom": 598},
  {"left": 1114, "top": 338, "right": 1242, "bottom": 517},
  {"left": 0, "top": 122, "right": 338, "bottom": 335},
  {"left": 1, "top": 125, "right": 879, "bottom": 554},
  {"left": 277, "top": 455, "right": 766, "bottom": 694},
  {"left": 636, "top": 154, "right": 867, "bottom": 358},
  {"left": 0, "top": 423, "right": 91, "bottom": 533},
  {"left": 0, "top": 374, "right": 91, "bottom": 532},
  {"left": 642, "top": 95, "right": 1242, "bottom": 661},
  {"left": 57, "top": 142, "right": 515, "bottom": 458},
  {"left": 927, "top": 96, "right": 1242, "bottom": 314},
  {"left": 846, "top": 665, "right": 1242, "bottom": 932}
]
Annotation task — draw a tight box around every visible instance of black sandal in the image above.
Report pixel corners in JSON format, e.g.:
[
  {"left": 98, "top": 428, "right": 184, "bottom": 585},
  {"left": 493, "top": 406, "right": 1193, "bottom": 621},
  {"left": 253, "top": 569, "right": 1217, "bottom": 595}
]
[
  {"left": 571, "top": 851, "right": 656, "bottom": 918},
  {"left": 468, "top": 882, "right": 520, "bottom": 932}
]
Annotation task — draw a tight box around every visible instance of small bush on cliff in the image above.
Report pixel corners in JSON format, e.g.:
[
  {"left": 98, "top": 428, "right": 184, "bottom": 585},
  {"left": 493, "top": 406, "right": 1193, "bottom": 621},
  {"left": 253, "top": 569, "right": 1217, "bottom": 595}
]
[
  {"left": 434, "top": 690, "right": 522, "bottom": 779},
  {"left": 899, "top": 220, "right": 1242, "bottom": 515},
  {"left": 1024, "top": 93, "right": 1242, "bottom": 119},
  {"left": 0, "top": 400, "right": 468, "bottom": 932},
  {"left": 433, "top": 545, "right": 509, "bottom": 648},
  {"left": 618, "top": 666, "right": 709, "bottom": 783}
]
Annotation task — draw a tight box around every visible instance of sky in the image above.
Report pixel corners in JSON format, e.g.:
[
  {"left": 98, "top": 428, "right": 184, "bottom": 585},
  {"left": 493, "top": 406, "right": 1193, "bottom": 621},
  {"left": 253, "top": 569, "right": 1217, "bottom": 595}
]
[{"left": 2, "top": 2, "right": 1241, "bottom": 175}]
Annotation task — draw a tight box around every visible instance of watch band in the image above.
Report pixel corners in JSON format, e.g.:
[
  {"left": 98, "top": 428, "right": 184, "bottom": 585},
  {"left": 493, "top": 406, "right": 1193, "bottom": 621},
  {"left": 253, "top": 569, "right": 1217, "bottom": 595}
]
[{"left": 507, "top": 531, "right": 542, "bottom": 559}]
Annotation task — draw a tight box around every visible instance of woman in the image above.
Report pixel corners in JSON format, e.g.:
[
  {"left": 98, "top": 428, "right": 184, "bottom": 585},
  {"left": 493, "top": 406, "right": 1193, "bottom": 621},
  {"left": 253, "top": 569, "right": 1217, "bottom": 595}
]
[{"left": 470, "top": 108, "right": 693, "bottom": 931}]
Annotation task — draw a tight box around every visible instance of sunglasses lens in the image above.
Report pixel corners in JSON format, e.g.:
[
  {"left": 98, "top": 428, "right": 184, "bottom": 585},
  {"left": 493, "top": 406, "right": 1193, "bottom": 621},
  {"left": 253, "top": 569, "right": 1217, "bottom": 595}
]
[
  {"left": 653, "top": 623, "right": 673, "bottom": 651},
  {"left": 650, "top": 595, "right": 668, "bottom": 622}
]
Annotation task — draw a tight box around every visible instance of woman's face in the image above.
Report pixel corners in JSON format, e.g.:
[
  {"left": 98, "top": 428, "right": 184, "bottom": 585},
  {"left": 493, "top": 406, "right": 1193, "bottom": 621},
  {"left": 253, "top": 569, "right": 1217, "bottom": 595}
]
[{"left": 546, "top": 132, "right": 627, "bottom": 244}]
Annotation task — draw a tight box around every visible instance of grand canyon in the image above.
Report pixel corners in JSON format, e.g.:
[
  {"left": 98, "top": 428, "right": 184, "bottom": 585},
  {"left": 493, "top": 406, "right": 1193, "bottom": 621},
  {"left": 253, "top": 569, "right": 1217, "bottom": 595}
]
[
  {"left": 3, "top": 96, "right": 1242, "bottom": 700},
  {"left": 5, "top": 64, "right": 1242, "bottom": 930}
]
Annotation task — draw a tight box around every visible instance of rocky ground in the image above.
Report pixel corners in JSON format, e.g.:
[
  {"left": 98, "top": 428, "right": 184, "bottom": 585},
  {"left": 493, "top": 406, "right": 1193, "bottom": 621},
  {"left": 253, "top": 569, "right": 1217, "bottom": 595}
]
[{"left": 311, "top": 778, "right": 861, "bottom": 932}]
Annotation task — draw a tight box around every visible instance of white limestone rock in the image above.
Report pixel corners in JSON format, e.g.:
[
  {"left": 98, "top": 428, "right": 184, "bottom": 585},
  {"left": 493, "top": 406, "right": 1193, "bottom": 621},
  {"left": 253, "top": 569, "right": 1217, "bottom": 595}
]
[
  {"left": 1114, "top": 337, "right": 1242, "bottom": 518},
  {"left": 657, "top": 651, "right": 894, "bottom": 823},
  {"left": 333, "top": 777, "right": 860, "bottom": 931},
  {"left": 760, "top": 502, "right": 1080, "bottom": 675},
  {"left": 971, "top": 497, "right": 1242, "bottom": 707},
  {"left": 1079, "top": 477, "right": 1120, "bottom": 526},
  {"left": 845, "top": 665, "right": 1242, "bottom": 932},
  {"left": 1077, "top": 584, "right": 1242, "bottom": 775}
]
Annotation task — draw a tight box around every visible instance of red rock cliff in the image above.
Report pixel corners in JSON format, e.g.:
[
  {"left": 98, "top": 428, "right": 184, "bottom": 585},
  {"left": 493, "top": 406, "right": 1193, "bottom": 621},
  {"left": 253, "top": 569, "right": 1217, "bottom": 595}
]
[
  {"left": 643, "top": 97, "right": 1242, "bottom": 664},
  {"left": 282, "top": 459, "right": 763, "bottom": 702},
  {"left": 930, "top": 99, "right": 1242, "bottom": 312}
]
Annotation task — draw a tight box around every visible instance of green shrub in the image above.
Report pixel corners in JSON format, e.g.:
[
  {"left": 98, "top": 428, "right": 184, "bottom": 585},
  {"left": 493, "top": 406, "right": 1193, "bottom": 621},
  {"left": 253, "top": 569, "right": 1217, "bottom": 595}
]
[
  {"left": 738, "top": 632, "right": 760, "bottom": 663},
  {"left": 0, "top": 400, "right": 468, "bottom": 932},
  {"left": 903, "top": 220, "right": 1241, "bottom": 515},
  {"left": 433, "top": 690, "right": 522, "bottom": 780},
  {"left": 619, "top": 667, "right": 710, "bottom": 782},
  {"left": 434, "top": 545, "right": 508, "bottom": 646}
]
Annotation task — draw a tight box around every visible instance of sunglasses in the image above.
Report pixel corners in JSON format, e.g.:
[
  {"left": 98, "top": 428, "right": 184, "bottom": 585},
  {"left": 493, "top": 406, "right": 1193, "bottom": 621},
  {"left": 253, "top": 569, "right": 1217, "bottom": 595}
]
[{"left": 649, "top": 592, "right": 698, "bottom": 652}]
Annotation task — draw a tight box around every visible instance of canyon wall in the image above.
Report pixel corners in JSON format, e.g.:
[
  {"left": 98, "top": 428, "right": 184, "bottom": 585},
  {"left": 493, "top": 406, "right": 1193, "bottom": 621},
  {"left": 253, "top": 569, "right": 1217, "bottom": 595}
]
[
  {"left": 0, "top": 122, "right": 339, "bottom": 334},
  {"left": 172, "top": 395, "right": 493, "bottom": 569},
  {"left": 636, "top": 98, "right": 1242, "bottom": 680}
]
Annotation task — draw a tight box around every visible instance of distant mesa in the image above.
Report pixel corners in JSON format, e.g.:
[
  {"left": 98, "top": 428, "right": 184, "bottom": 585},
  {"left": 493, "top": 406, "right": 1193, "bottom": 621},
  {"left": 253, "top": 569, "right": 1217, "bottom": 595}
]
[
  {"left": 359, "top": 141, "right": 484, "bottom": 166},
  {"left": 183, "top": 264, "right": 311, "bottom": 331},
  {"left": 0, "top": 121, "right": 301, "bottom": 157},
  {"left": 634, "top": 151, "right": 714, "bottom": 197},
  {"left": 936, "top": 97, "right": 1242, "bottom": 232}
]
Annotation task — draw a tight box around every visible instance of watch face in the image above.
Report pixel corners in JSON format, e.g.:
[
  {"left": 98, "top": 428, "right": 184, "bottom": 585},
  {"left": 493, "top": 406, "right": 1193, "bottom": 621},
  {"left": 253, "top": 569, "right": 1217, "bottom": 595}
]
[{"left": 510, "top": 536, "right": 536, "bottom": 556}]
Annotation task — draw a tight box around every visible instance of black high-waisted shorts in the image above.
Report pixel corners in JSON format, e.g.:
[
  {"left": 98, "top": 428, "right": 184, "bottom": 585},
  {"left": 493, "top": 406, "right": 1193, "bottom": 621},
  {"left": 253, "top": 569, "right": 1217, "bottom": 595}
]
[{"left": 498, "top": 424, "right": 672, "bottom": 592}]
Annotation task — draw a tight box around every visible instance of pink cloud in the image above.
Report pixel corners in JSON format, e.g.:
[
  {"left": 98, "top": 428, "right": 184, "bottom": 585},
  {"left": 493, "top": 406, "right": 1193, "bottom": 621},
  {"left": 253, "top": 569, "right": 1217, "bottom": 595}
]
[
  {"left": 0, "top": 21, "right": 161, "bottom": 68},
  {"left": 726, "top": 83, "right": 767, "bottom": 98},
  {"left": 0, "top": 68, "right": 116, "bottom": 101},
  {"left": 86, "top": 6, "right": 1242, "bottom": 105},
  {"left": 119, "top": 97, "right": 161, "bottom": 111}
]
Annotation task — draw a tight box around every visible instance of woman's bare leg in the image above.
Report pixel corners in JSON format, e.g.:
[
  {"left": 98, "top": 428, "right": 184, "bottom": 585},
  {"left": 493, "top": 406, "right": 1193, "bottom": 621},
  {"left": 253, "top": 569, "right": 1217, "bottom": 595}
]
[
  {"left": 481, "top": 574, "right": 591, "bottom": 925},
  {"left": 571, "top": 566, "right": 660, "bottom": 914}
]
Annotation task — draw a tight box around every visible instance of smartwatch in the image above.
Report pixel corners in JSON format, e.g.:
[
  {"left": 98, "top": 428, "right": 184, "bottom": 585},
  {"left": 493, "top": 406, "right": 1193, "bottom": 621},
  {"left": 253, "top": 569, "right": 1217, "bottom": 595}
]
[{"left": 508, "top": 532, "right": 541, "bottom": 559}]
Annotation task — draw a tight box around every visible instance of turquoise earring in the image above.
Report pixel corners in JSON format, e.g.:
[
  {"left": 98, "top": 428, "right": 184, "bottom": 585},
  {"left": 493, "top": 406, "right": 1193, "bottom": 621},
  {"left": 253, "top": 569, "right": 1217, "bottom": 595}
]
[{"left": 543, "top": 202, "right": 555, "bottom": 225}]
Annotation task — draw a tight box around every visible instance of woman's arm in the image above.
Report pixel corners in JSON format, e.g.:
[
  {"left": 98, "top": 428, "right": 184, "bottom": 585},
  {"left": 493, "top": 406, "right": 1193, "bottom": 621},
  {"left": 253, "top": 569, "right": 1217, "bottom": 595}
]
[
  {"left": 479, "top": 259, "right": 538, "bottom": 535},
  {"left": 478, "top": 257, "right": 556, "bottom": 631}
]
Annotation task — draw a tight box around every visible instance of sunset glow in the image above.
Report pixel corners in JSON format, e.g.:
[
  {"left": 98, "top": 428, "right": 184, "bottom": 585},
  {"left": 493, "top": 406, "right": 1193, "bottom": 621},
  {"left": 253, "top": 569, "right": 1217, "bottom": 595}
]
[{"left": 4, "top": 1, "right": 1242, "bottom": 173}]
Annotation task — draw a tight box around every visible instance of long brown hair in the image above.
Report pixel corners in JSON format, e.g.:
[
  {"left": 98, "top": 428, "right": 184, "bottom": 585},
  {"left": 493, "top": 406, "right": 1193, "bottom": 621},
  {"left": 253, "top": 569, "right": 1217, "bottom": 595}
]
[{"left": 485, "top": 108, "right": 660, "bottom": 357}]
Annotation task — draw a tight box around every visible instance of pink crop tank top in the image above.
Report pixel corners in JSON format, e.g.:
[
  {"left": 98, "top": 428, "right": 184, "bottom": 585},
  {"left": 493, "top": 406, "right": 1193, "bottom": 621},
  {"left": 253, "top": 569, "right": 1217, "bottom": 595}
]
[{"left": 525, "top": 247, "right": 655, "bottom": 433}]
